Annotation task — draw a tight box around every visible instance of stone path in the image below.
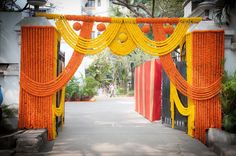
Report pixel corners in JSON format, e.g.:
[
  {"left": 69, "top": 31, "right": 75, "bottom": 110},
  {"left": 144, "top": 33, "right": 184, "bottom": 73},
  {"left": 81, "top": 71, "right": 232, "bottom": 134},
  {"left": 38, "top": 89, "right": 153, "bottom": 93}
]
[{"left": 19, "top": 96, "right": 216, "bottom": 156}]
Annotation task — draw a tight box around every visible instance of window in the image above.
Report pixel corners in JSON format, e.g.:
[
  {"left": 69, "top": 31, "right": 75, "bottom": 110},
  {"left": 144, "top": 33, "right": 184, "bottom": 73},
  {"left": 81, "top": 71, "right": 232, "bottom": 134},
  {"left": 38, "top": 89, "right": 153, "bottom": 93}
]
[
  {"left": 85, "top": 0, "right": 95, "bottom": 7},
  {"left": 98, "top": 0, "right": 101, "bottom": 7}
]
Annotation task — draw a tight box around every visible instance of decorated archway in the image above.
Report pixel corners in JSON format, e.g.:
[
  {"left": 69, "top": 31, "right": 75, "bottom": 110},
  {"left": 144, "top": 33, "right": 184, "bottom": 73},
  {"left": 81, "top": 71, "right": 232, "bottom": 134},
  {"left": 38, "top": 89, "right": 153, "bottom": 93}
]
[{"left": 19, "top": 13, "right": 224, "bottom": 143}]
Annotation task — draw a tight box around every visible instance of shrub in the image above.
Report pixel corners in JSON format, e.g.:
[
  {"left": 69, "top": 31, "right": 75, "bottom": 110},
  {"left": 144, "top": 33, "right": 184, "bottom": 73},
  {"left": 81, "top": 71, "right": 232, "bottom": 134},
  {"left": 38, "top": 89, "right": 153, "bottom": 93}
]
[
  {"left": 127, "top": 90, "right": 134, "bottom": 96},
  {"left": 80, "top": 76, "right": 99, "bottom": 98},
  {"left": 220, "top": 71, "right": 236, "bottom": 133},
  {"left": 66, "top": 76, "right": 99, "bottom": 101},
  {"left": 116, "top": 87, "right": 127, "bottom": 95},
  {"left": 1, "top": 104, "right": 18, "bottom": 118},
  {"left": 66, "top": 77, "right": 81, "bottom": 101}
]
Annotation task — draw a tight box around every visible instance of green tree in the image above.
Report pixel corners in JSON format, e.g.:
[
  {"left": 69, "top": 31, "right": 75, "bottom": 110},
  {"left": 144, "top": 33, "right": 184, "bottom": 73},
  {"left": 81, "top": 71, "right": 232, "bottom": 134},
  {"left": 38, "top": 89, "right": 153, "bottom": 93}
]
[
  {"left": 80, "top": 76, "right": 99, "bottom": 98},
  {"left": 87, "top": 0, "right": 182, "bottom": 95},
  {"left": 86, "top": 50, "right": 113, "bottom": 89},
  {"left": 111, "top": 0, "right": 184, "bottom": 17}
]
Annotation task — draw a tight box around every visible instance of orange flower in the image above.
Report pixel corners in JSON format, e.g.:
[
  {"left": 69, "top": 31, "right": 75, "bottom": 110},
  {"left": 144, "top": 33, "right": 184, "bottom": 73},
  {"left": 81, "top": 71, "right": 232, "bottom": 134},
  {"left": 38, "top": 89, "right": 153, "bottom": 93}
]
[
  {"left": 141, "top": 24, "right": 150, "bottom": 33},
  {"left": 97, "top": 23, "right": 106, "bottom": 31},
  {"left": 73, "top": 22, "right": 81, "bottom": 31},
  {"left": 163, "top": 24, "right": 174, "bottom": 34}
]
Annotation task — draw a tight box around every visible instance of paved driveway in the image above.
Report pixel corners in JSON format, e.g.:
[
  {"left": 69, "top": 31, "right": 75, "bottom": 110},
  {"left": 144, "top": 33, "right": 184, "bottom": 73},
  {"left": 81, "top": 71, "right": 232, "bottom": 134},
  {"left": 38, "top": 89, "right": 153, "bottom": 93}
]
[{"left": 46, "top": 96, "right": 215, "bottom": 156}]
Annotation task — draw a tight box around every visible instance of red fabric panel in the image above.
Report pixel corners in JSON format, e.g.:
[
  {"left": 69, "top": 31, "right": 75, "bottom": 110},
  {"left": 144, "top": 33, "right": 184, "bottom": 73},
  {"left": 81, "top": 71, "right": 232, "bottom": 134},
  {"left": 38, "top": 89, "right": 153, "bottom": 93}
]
[
  {"left": 144, "top": 61, "right": 151, "bottom": 119},
  {"left": 134, "top": 68, "right": 139, "bottom": 112},
  {"left": 139, "top": 64, "right": 144, "bottom": 115},
  {"left": 152, "top": 60, "right": 162, "bottom": 121},
  {"left": 134, "top": 60, "right": 162, "bottom": 122}
]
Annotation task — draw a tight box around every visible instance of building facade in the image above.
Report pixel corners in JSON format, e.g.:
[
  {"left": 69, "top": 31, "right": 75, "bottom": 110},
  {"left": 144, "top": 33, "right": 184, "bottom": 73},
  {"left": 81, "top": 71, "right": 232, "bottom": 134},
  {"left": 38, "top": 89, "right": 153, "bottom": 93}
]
[{"left": 0, "top": 12, "right": 23, "bottom": 106}]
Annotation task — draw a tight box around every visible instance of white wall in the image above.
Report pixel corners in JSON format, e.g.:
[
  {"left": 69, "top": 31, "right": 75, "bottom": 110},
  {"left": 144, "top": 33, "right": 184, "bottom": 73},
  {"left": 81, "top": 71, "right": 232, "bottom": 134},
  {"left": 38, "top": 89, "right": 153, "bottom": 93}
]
[
  {"left": 0, "top": 12, "right": 22, "bottom": 63},
  {"left": 94, "top": 0, "right": 110, "bottom": 16},
  {"left": 223, "top": 2, "right": 236, "bottom": 75},
  {"left": 0, "top": 12, "right": 23, "bottom": 106},
  {"left": 0, "top": 76, "right": 19, "bottom": 107},
  {"left": 225, "top": 48, "right": 236, "bottom": 75},
  {"left": 49, "top": 0, "right": 82, "bottom": 15}
]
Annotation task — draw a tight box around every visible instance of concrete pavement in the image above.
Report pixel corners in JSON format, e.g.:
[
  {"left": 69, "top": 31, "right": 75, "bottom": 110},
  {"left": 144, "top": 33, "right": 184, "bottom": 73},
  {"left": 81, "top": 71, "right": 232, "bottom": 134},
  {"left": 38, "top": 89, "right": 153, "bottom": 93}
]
[{"left": 22, "top": 96, "right": 216, "bottom": 156}]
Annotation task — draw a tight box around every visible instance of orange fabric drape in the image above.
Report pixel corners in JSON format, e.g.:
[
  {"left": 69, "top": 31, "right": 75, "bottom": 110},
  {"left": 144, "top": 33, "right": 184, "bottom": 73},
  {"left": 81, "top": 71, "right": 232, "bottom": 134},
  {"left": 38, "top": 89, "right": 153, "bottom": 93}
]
[{"left": 19, "top": 22, "right": 93, "bottom": 140}]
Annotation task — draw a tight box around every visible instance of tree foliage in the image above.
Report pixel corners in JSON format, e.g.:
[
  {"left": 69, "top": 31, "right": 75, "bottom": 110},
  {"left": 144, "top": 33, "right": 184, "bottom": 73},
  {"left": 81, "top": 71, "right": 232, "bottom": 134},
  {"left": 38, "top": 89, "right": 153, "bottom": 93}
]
[
  {"left": 111, "top": 0, "right": 184, "bottom": 17},
  {"left": 88, "top": 0, "right": 181, "bottom": 94},
  {"left": 213, "top": 0, "right": 236, "bottom": 25},
  {"left": 85, "top": 51, "right": 113, "bottom": 88},
  {"left": 0, "top": 0, "right": 22, "bottom": 11},
  {"left": 80, "top": 76, "right": 99, "bottom": 98},
  {"left": 220, "top": 71, "right": 236, "bottom": 133},
  {"left": 65, "top": 76, "right": 99, "bottom": 101},
  {"left": 85, "top": 48, "right": 156, "bottom": 94}
]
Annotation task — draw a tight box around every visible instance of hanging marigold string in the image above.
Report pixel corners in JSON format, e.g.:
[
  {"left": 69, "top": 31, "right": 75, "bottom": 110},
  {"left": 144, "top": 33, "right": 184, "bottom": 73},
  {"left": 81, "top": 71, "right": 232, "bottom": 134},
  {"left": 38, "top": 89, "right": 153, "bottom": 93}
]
[
  {"left": 55, "top": 16, "right": 121, "bottom": 55},
  {"left": 190, "top": 30, "right": 224, "bottom": 143},
  {"left": 54, "top": 16, "right": 198, "bottom": 56},
  {"left": 20, "top": 16, "right": 222, "bottom": 101},
  {"left": 170, "top": 82, "right": 194, "bottom": 136},
  {"left": 19, "top": 22, "right": 93, "bottom": 140},
  {"left": 170, "top": 82, "right": 192, "bottom": 116},
  {"left": 152, "top": 23, "right": 195, "bottom": 137},
  {"left": 19, "top": 26, "right": 59, "bottom": 140},
  {"left": 20, "top": 22, "right": 94, "bottom": 97},
  {"left": 186, "top": 32, "right": 195, "bottom": 137},
  {"left": 19, "top": 14, "right": 224, "bottom": 144},
  {"left": 159, "top": 54, "right": 222, "bottom": 100},
  {"left": 52, "top": 86, "right": 66, "bottom": 138},
  {"left": 152, "top": 23, "right": 224, "bottom": 143}
]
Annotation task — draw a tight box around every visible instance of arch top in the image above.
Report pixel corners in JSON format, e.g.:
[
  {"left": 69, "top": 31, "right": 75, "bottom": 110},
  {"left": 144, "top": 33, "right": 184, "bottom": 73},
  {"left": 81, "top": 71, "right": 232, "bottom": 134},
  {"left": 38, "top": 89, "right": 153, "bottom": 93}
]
[{"left": 36, "top": 13, "right": 202, "bottom": 24}]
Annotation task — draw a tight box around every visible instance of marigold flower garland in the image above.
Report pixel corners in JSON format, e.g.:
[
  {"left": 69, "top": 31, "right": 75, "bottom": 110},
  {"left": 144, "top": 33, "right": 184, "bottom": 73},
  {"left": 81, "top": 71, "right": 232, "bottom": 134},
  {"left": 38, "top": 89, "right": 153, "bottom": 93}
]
[
  {"left": 19, "top": 22, "right": 93, "bottom": 140},
  {"left": 55, "top": 16, "right": 194, "bottom": 56},
  {"left": 19, "top": 14, "right": 224, "bottom": 144}
]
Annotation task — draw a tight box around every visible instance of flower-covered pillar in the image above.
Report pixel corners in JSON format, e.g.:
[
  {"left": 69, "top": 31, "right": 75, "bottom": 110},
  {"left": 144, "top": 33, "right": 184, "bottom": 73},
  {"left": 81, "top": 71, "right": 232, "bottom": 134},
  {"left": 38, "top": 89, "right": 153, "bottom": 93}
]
[
  {"left": 186, "top": 27, "right": 224, "bottom": 143},
  {"left": 19, "top": 25, "right": 59, "bottom": 140},
  {"left": 19, "top": 17, "right": 93, "bottom": 140}
]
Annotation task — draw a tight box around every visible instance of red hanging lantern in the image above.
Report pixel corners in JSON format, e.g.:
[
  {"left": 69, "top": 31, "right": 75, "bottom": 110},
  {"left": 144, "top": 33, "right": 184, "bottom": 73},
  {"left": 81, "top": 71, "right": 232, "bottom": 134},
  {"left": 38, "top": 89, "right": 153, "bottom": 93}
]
[
  {"left": 73, "top": 22, "right": 81, "bottom": 31},
  {"left": 97, "top": 23, "right": 106, "bottom": 31},
  {"left": 141, "top": 24, "right": 150, "bottom": 34}
]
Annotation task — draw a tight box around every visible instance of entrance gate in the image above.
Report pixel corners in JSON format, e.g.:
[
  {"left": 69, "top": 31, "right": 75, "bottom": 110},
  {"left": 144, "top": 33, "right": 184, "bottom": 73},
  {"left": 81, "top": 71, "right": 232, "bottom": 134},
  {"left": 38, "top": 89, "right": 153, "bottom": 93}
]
[
  {"left": 162, "top": 62, "right": 188, "bottom": 131},
  {"left": 18, "top": 13, "right": 224, "bottom": 143}
]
